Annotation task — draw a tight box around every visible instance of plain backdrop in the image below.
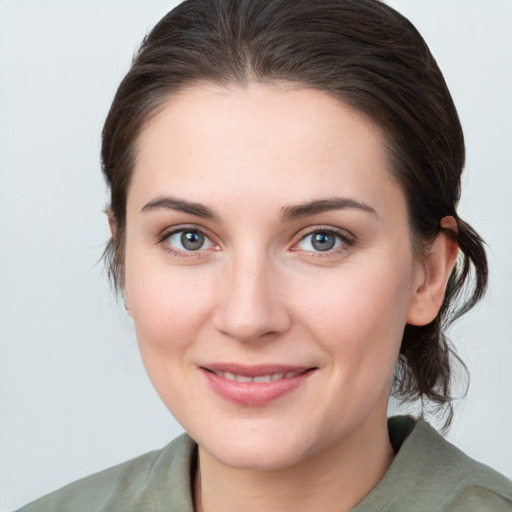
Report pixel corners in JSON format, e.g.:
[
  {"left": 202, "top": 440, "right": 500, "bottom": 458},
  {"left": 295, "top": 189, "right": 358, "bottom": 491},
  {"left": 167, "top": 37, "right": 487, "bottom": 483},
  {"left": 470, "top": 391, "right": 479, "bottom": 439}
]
[{"left": 1, "top": 1, "right": 511, "bottom": 510}]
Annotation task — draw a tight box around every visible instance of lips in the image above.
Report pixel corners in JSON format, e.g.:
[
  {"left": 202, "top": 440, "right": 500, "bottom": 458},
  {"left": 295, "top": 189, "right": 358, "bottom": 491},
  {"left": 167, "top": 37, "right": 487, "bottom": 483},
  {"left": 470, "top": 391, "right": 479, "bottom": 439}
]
[
  {"left": 200, "top": 364, "right": 316, "bottom": 406},
  {"left": 210, "top": 369, "right": 304, "bottom": 383}
]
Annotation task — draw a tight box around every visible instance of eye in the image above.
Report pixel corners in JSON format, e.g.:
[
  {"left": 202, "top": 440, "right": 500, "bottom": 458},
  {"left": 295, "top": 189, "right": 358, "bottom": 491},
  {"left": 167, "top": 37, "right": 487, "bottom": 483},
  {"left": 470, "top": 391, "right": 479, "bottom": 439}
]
[
  {"left": 295, "top": 230, "right": 348, "bottom": 253},
  {"left": 165, "top": 229, "right": 215, "bottom": 252}
]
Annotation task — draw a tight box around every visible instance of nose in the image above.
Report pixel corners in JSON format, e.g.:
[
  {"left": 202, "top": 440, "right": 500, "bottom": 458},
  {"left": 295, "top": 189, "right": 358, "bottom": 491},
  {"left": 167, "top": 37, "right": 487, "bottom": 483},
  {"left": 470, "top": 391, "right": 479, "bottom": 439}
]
[{"left": 213, "top": 252, "right": 292, "bottom": 343}]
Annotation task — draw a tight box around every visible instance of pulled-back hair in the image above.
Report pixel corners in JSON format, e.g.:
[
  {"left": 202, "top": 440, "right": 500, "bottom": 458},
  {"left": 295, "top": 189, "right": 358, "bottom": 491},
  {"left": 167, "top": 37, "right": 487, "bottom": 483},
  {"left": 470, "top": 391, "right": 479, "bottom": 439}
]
[{"left": 101, "top": 0, "right": 488, "bottom": 425}]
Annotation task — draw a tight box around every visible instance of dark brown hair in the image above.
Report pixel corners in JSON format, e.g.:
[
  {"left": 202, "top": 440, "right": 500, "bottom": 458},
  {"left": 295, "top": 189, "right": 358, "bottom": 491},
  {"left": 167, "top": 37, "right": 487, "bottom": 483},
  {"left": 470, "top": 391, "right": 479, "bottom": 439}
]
[{"left": 101, "top": 0, "right": 488, "bottom": 425}]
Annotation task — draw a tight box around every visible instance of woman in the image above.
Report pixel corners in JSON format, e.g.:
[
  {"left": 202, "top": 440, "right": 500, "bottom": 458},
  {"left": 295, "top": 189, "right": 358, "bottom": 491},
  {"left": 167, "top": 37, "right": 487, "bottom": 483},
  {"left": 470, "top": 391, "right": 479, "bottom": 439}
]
[{"left": 15, "top": 0, "right": 512, "bottom": 510}]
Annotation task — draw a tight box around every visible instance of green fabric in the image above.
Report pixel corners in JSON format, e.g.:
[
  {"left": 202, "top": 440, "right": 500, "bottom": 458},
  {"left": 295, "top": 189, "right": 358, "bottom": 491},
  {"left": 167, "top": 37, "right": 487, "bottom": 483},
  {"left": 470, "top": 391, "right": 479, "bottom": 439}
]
[
  {"left": 18, "top": 417, "right": 512, "bottom": 511},
  {"left": 353, "top": 417, "right": 512, "bottom": 511},
  {"left": 17, "top": 434, "right": 197, "bottom": 512}
]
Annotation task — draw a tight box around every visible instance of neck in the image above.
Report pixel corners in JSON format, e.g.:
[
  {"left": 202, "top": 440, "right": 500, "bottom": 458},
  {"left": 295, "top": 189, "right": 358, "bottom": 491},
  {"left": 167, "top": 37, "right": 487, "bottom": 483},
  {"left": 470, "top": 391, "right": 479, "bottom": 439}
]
[{"left": 194, "top": 413, "right": 394, "bottom": 512}]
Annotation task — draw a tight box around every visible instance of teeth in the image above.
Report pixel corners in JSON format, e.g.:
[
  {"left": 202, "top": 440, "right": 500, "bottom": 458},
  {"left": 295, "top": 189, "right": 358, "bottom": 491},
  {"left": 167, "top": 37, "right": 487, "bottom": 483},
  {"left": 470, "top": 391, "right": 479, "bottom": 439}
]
[
  {"left": 212, "top": 370, "right": 301, "bottom": 382},
  {"left": 253, "top": 375, "right": 272, "bottom": 383}
]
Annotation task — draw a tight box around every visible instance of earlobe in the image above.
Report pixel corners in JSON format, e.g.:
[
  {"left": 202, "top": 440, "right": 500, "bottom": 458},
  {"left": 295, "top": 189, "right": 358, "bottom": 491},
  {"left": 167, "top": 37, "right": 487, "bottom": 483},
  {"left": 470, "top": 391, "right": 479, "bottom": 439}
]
[{"left": 406, "top": 216, "right": 459, "bottom": 326}]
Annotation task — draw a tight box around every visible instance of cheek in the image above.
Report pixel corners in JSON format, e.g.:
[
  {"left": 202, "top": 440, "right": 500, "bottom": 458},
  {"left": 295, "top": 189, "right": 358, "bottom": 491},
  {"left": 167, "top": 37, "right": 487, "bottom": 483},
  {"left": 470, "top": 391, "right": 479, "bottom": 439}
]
[
  {"left": 124, "top": 254, "right": 216, "bottom": 361},
  {"left": 291, "top": 258, "right": 415, "bottom": 371},
  {"left": 124, "top": 262, "right": 219, "bottom": 417}
]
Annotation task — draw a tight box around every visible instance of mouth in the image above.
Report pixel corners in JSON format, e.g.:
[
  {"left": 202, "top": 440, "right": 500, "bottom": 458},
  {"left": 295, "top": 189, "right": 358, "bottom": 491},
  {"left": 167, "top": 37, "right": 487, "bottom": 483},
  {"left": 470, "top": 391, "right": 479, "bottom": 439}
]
[
  {"left": 200, "top": 364, "right": 317, "bottom": 406},
  {"left": 205, "top": 368, "right": 308, "bottom": 383}
]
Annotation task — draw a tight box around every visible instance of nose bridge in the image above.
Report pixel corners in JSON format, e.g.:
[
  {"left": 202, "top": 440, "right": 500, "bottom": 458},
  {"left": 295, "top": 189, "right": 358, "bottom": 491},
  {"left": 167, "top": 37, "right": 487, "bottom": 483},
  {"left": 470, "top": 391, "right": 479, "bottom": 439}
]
[{"left": 214, "top": 243, "right": 290, "bottom": 342}]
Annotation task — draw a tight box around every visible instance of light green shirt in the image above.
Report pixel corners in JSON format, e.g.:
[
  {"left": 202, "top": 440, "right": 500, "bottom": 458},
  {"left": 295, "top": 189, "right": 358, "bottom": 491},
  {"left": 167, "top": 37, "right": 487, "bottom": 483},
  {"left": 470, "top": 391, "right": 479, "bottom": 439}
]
[{"left": 18, "top": 417, "right": 512, "bottom": 511}]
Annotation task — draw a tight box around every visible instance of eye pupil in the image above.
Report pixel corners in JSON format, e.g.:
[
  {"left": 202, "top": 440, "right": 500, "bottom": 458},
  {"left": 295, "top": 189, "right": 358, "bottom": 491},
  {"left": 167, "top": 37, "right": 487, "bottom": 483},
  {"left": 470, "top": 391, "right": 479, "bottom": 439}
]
[
  {"left": 312, "top": 232, "right": 336, "bottom": 251},
  {"left": 181, "top": 231, "right": 204, "bottom": 251}
]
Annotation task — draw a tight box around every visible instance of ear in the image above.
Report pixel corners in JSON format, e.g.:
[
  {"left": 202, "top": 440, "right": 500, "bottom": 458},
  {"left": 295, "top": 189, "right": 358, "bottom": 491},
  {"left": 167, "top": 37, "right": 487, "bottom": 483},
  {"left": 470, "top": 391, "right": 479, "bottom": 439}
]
[
  {"left": 406, "top": 216, "right": 459, "bottom": 326},
  {"left": 106, "top": 210, "right": 131, "bottom": 316},
  {"left": 107, "top": 209, "right": 117, "bottom": 239}
]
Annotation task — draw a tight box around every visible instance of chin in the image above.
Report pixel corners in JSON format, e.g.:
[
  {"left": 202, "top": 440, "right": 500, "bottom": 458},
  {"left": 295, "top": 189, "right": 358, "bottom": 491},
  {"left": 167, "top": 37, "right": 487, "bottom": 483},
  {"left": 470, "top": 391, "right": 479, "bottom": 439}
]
[
  {"left": 193, "top": 420, "right": 322, "bottom": 471},
  {"left": 209, "top": 441, "right": 308, "bottom": 471}
]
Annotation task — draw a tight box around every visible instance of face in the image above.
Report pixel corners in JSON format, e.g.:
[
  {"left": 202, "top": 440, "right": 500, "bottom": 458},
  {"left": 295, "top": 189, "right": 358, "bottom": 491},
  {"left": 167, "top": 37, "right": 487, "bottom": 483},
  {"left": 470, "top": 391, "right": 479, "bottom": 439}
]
[{"left": 123, "top": 83, "right": 425, "bottom": 470}]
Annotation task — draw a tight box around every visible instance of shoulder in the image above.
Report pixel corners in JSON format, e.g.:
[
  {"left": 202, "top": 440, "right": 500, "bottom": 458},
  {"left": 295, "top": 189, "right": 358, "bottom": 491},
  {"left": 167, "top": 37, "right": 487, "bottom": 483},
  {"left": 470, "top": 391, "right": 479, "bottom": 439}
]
[
  {"left": 412, "top": 418, "right": 512, "bottom": 511},
  {"left": 355, "top": 416, "right": 512, "bottom": 512},
  {"left": 16, "top": 433, "right": 197, "bottom": 512}
]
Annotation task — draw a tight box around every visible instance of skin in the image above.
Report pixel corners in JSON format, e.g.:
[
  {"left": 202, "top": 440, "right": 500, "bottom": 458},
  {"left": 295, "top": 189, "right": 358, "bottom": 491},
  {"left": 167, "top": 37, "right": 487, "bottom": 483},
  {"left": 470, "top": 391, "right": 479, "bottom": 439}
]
[{"left": 118, "top": 83, "right": 458, "bottom": 512}]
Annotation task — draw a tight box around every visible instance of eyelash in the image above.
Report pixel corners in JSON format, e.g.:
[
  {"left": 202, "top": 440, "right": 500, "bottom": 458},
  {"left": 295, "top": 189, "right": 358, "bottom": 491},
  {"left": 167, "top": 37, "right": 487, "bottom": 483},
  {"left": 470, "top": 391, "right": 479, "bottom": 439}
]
[
  {"left": 292, "top": 226, "right": 355, "bottom": 257},
  {"left": 158, "top": 225, "right": 218, "bottom": 258},
  {"left": 157, "top": 225, "right": 354, "bottom": 258}
]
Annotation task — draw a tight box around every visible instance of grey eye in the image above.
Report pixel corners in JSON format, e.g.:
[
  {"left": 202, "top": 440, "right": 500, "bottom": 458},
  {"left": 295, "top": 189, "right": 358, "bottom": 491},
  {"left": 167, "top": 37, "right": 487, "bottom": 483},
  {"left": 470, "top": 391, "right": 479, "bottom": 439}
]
[
  {"left": 181, "top": 231, "right": 204, "bottom": 251},
  {"left": 297, "top": 231, "right": 343, "bottom": 252},
  {"left": 167, "top": 230, "right": 214, "bottom": 252},
  {"left": 311, "top": 233, "right": 336, "bottom": 251}
]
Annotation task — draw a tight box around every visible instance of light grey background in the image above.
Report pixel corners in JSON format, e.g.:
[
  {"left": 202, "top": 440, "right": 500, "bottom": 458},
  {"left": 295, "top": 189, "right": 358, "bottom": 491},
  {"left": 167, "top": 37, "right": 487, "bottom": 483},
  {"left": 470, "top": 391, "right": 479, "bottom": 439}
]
[{"left": 1, "top": 1, "right": 511, "bottom": 510}]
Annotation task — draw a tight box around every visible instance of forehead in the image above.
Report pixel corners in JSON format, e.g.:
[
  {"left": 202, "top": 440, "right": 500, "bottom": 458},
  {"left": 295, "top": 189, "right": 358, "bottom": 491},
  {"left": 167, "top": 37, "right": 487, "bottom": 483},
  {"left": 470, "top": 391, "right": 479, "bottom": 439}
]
[{"left": 129, "top": 82, "right": 403, "bottom": 217}]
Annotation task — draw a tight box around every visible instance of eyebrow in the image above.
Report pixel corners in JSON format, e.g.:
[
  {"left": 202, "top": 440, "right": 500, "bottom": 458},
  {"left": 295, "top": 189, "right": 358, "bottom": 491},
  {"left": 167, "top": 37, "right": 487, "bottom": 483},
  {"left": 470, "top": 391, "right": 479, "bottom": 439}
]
[
  {"left": 280, "top": 197, "right": 377, "bottom": 221},
  {"left": 141, "top": 195, "right": 376, "bottom": 222},
  {"left": 141, "top": 196, "right": 220, "bottom": 220}
]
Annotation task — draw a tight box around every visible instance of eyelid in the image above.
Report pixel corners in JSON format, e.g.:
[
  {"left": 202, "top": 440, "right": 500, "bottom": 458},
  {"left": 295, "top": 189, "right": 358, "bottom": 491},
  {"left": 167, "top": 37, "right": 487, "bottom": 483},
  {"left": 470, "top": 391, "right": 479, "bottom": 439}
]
[
  {"left": 291, "top": 225, "right": 355, "bottom": 253},
  {"left": 156, "top": 224, "right": 354, "bottom": 257},
  {"left": 158, "top": 224, "right": 219, "bottom": 256}
]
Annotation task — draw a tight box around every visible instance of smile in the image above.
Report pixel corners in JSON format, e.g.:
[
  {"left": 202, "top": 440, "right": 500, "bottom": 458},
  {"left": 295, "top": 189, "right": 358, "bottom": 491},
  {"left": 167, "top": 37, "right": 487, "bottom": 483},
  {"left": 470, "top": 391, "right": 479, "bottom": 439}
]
[
  {"left": 209, "top": 369, "right": 305, "bottom": 383},
  {"left": 200, "top": 364, "right": 316, "bottom": 406}
]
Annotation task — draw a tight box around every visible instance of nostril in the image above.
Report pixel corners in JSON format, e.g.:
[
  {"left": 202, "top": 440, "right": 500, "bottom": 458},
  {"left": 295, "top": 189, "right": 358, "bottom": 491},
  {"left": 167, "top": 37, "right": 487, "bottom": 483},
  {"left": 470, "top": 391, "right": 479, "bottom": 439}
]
[{"left": 212, "top": 266, "right": 292, "bottom": 342}]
